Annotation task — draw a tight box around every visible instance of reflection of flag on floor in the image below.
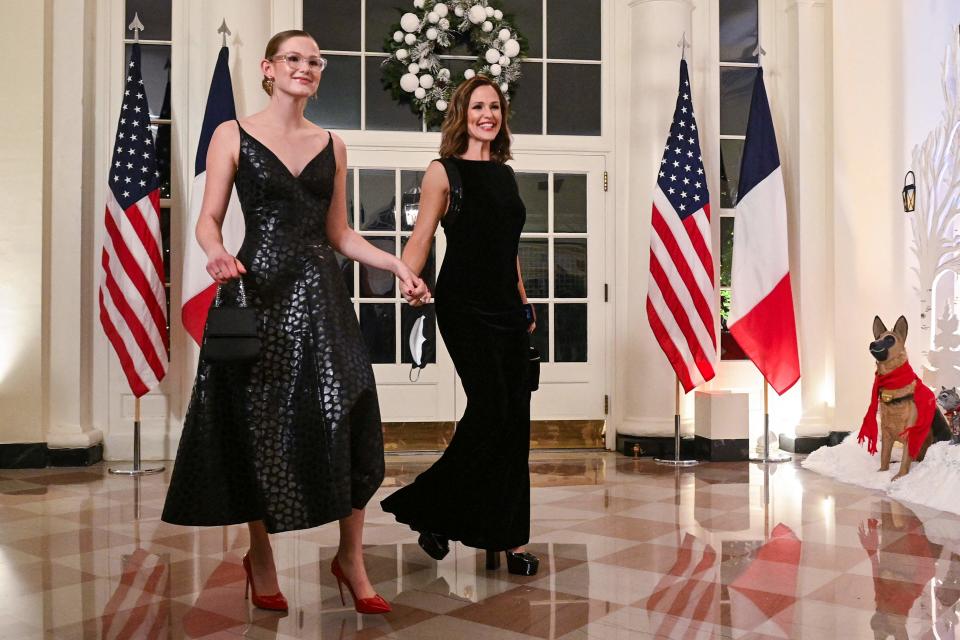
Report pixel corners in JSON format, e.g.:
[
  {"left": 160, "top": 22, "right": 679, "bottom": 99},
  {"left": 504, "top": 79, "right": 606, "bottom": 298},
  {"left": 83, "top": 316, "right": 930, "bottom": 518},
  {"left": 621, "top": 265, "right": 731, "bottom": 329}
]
[
  {"left": 101, "top": 549, "right": 169, "bottom": 639},
  {"left": 729, "top": 523, "right": 801, "bottom": 638},
  {"left": 645, "top": 532, "right": 719, "bottom": 638},
  {"left": 181, "top": 45, "right": 244, "bottom": 344}
]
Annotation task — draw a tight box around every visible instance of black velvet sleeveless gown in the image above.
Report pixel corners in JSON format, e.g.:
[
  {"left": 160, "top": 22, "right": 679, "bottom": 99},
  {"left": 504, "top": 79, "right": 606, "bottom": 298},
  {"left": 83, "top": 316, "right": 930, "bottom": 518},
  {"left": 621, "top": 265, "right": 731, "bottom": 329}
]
[
  {"left": 162, "top": 125, "right": 385, "bottom": 534},
  {"left": 381, "top": 157, "right": 531, "bottom": 551}
]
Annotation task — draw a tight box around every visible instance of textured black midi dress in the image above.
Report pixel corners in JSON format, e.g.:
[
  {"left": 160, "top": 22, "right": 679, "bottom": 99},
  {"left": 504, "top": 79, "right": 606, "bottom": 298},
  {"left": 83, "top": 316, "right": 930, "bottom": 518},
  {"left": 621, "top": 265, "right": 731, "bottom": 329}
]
[
  {"left": 381, "top": 158, "right": 531, "bottom": 551},
  {"left": 162, "top": 125, "right": 384, "bottom": 534}
]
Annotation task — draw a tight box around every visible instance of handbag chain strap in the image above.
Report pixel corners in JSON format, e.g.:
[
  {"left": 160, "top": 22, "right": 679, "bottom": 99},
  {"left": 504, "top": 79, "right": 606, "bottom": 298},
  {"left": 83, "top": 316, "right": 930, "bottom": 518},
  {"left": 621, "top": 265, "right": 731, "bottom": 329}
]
[{"left": 214, "top": 277, "right": 248, "bottom": 308}]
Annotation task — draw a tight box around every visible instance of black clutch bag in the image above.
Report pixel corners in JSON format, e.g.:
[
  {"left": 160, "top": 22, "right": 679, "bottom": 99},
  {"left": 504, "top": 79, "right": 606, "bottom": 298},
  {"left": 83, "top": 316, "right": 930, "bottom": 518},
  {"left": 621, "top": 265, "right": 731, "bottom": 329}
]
[
  {"left": 201, "top": 278, "right": 260, "bottom": 363},
  {"left": 528, "top": 346, "right": 541, "bottom": 392}
]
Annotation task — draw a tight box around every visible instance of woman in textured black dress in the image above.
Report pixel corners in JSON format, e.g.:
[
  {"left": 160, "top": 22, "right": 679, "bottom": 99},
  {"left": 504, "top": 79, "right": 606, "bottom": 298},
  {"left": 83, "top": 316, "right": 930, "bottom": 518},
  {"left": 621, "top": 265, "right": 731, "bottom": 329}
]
[
  {"left": 161, "top": 31, "right": 427, "bottom": 613},
  {"left": 381, "top": 76, "right": 539, "bottom": 576}
]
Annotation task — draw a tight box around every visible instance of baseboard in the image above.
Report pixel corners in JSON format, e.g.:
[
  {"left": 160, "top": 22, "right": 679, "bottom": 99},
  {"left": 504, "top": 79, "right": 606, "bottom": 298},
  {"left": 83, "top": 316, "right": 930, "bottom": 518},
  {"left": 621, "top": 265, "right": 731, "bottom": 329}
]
[
  {"left": 48, "top": 443, "right": 104, "bottom": 467},
  {"left": 0, "top": 443, "right": 48, "bottom": 469},
  {"left": 0, "top": 442, "right": 105, "bottom": 469},
  {"left": 617, "top": 434, "right": 697, "bottom": 459},
  {"left": 694, "top": 436, "right": 750, "bottom": 461},
  {"left": 779, "top": 432, "right": 848, "bottom": 454}
]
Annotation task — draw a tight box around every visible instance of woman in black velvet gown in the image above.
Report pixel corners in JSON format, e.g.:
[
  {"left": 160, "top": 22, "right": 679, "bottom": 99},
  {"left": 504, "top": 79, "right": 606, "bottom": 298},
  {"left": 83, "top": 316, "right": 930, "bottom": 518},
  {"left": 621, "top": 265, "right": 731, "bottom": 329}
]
[
  {"left": 161, "top": 30, "right": 427, "bottom": 613},
  {"left": 380, "top": 76, "right": 539, "bottom": 576}
]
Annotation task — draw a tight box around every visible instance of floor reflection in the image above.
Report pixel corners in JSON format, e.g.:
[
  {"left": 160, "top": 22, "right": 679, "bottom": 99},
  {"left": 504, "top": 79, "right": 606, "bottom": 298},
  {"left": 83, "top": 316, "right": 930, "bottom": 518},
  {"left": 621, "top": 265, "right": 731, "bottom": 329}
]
[{"left": 5, "top": 452, "right": 960, "bottom": 638}]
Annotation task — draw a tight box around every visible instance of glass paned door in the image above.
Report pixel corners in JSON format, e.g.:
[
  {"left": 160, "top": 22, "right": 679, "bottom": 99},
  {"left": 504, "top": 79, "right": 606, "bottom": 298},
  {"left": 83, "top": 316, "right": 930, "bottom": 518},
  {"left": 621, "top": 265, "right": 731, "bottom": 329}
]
[{"left": 346, "top": 149, "right": 457, "bottom": 427}]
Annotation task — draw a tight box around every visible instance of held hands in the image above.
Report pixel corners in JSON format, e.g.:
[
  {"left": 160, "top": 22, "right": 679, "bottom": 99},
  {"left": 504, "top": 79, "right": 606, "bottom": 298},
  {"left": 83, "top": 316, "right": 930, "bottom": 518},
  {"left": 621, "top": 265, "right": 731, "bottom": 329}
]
[
  {"left": 395, "top": 260, "right": 430, "bottom": 306},
  {"left": 206, "top": 246, "right": 247, "bottom": 284}
]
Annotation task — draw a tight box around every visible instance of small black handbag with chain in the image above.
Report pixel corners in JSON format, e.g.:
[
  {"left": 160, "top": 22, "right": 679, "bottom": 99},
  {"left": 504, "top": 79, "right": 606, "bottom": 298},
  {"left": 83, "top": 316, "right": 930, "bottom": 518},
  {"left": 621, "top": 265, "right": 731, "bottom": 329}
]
[{"left": 201, "top": 277, "right": 260, "bottom": 363}]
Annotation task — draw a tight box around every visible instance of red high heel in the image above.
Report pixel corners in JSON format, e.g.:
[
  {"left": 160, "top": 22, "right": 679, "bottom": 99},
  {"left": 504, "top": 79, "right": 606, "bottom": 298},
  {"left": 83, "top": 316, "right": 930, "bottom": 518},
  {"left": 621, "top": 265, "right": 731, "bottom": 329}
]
[
  {"left": 242, "top": 554, "right": 289, "bottom": 612},
  {"left": 330, "top": 556, "right": 391, "bottom": 614}
]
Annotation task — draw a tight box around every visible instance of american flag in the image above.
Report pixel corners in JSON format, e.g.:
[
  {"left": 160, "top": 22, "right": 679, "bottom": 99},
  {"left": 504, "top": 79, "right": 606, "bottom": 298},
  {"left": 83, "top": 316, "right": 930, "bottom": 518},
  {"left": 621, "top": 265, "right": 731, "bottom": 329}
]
[
  {"left": 99, "top": 44, "right": 169, "bottom": 397},
  {"left": 646, "top": 59, "right": 717, "bottom": 392}
]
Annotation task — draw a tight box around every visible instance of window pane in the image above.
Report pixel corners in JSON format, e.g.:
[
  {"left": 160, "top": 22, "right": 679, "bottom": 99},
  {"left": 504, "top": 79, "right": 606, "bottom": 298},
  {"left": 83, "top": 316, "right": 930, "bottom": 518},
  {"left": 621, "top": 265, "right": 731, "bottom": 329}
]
[
  {"left": 335, "top": 251, "right": 354, "bottom": 297},
  {"left": 126, "top": 44, "right": 169, "bottom": 120},
  {"left": 400, "top": 170, "right": 424, "bottom": 231},
  {"left": 307, "top": 54, "right": 361, "bottom": 130},
  {"left": 509, "top": 62, "right": 543, "bottom": 135},
  {"left": 365, "top": 57, "right": 422, "bottom": 131},
  {"left": 125, "top": 0, "right": 171, "bottom": 40},
  {"left": 720, "top": 289, "right": 732, "bottom": 325},
  {"left": 401, "top": 303, "right": 437, "bottom": 365},
  {"left": 360, "top": 303, "right": 396, "bottom": 363},
  {"left": 554, "top": 239, "right": 587, "bottom": 298},
  {"left": 346, "top": 168, "right": 355, "bottom": 228},
  {"left": 304, "top": 0, "right": 361, "bottom": 53},
  {"left": 554, "top": 174, "right": 586, "bottom": 233},
  {"left": 720, "top": 67, "right": 756, "bottom": 136},
  {"left": 547, "top": 0, "right": 601, "bottom": 60},
  {"left": 555, "top": 304, "right": 587, "bottom": 362},
  {"left": 517, "top": 172, "right": 548, "bottom": 232},
  {"left": 505, "top": 0, "right": 543, "bottom": 58},
  {"left": 547, "top": 64, "right": 601, "bottom": 135},
  {"left": 359, "top": 169, "right": 395, "bottom": 231},
  {"left": 519, "top": 239, "right": 548, "bottom": 298},
  {"left": 365, "top": 0, "right": 405, "bottom": 52},
  {"left": 150, "top": 123, "right": 171, "bottom": 199},
  {"left": 160, "top": 207, "right": 170, "bottom": 283},
  {"left": 720, "top": 217, "right": 734, "bottom": 288},
  {"left": 720, "top": 0, "right": 759, "bottom": 63},
  {"left": 360, "top": 237, "right": 396, "bottom": 298},
  {"left": 401, "top": 236, "right": 436, "bottom": 292},
  {"left": 720, "top": 139, "right": 745, "bottom": 209},
  {"left": 531, "top": 303, "right": 550, "bottom": 363}
]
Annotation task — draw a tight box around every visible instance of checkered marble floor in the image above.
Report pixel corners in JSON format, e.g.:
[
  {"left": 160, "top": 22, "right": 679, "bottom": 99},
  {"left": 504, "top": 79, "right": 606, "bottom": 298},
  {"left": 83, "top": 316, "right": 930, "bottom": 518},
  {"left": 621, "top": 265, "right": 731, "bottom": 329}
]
[{"left": 2, "top": 451, "right": 960, "bottom": 639}]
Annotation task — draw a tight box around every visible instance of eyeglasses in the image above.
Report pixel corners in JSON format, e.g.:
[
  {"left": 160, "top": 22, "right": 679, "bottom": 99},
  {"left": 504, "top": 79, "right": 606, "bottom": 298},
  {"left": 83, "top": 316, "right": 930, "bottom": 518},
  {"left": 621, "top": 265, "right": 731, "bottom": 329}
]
[{"left": 272, "top": 53, "right": 327, "bottom": 73}]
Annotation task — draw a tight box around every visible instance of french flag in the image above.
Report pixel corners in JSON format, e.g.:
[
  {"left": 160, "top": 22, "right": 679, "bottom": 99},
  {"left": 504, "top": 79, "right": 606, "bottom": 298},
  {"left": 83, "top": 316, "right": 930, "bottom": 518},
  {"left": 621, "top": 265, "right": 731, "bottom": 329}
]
[
  {"left": 181, "top": 45, "right": 245, "bottom": 345},
  {"left": 728, "top": 67, "right": 800, "bottom": 395}
]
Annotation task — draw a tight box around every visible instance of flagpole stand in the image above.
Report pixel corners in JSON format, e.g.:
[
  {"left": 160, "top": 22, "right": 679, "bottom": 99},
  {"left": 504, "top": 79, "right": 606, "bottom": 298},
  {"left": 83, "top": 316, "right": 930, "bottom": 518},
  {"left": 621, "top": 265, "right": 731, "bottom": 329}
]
[
  {"left": 750, "top": 380, "right": 792, "bottom": 463},
  {"left": 656, "top": 377, "right": 699, "bottom": 466},
  {"left": 109, "top": 398, "right": 165, "bottom": 476}
]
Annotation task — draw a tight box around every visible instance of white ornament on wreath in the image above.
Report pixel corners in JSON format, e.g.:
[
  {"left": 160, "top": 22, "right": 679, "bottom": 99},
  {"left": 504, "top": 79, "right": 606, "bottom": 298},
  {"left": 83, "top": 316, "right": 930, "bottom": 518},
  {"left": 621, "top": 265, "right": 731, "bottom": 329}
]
[
  {"left": 468, "top": 5, "right": 486, "bottom": 24},
  {"left": 400, "top": 73, "right": 420, "bottom": 92},
  {"left": 401, "top": 12, "right": 420, "bottom": 32},
  {"left": 384, "top": 0, "right": 527, "bottom": 125}
]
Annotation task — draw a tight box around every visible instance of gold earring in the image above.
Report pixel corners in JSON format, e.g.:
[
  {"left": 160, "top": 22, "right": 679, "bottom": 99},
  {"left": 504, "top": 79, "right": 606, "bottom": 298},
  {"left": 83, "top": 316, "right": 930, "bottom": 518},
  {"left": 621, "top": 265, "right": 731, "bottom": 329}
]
[{"left": 263, "top": 76, "right": 275, "bottom": 95}]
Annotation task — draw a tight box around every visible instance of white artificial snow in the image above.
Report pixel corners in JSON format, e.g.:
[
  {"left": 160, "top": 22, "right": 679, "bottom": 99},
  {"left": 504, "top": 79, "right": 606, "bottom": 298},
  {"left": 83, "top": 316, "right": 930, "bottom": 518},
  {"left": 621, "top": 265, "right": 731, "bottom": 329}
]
[{"left": 802, "top": 434, "right": 960, "bottom": 515}]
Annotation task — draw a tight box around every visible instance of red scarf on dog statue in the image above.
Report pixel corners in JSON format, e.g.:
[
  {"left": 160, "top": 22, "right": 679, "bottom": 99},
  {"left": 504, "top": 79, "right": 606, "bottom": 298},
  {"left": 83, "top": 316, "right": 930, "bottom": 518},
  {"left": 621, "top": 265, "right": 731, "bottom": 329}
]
[{"left": 857, "top": 361, "right": 935, "bottom": 458}]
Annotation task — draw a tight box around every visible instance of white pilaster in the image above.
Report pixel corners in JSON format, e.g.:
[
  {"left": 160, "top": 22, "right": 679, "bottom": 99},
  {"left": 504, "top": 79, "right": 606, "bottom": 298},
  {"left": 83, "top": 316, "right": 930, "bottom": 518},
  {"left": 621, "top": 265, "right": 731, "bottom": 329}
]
[{"left": 47, "top": 0, "right": 103, "bottom": 449}]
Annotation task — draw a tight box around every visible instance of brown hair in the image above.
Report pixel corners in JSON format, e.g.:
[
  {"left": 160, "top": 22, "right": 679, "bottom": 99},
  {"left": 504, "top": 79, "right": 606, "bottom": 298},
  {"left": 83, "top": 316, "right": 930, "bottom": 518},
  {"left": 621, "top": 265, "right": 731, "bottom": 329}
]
[
  {"left": 439, "top": 75, "right": 513, "bottom": 163},
  {"left": 262, "top": 30, "right": 317, "bottom": 96}
]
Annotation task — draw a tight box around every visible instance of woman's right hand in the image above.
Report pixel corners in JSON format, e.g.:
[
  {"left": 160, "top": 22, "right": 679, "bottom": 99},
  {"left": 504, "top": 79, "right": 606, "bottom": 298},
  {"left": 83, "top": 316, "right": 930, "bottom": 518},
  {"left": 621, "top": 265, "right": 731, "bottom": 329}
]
[{"left": 206, "top": 246, "right": 247, "bottom": 284}]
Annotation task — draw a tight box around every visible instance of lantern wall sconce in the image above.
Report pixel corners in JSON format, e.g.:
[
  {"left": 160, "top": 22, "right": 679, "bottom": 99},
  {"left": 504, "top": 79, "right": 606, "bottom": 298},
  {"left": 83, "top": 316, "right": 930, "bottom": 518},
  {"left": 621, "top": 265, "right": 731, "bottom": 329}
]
[{"left": 903, "top": 170, "right": 916, "bottom": 213}]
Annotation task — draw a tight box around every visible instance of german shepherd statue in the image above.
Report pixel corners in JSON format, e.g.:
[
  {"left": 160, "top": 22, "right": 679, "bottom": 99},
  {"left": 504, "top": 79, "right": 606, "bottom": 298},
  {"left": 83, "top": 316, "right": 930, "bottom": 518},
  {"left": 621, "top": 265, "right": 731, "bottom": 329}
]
[{"left": 857, "top": 315, "right": 950, "bottom": 479}]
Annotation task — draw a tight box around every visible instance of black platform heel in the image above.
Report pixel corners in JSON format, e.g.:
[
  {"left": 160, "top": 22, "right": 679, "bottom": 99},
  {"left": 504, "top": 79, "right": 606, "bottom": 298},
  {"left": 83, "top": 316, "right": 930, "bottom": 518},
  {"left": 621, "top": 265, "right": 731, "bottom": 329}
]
[
  {"left": 485, "top": 550, "right": 539, "bottom": 576},
  {"left": 418, "top": 532, "right": 450, "bottom": 560}
]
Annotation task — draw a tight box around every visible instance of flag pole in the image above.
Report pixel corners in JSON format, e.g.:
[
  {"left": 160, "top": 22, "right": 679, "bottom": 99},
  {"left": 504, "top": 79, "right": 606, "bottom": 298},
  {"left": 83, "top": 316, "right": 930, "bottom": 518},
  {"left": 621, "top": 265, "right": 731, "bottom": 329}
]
[
  {"left": 109, "top": 397, "right": 166, "bottom": 476},
  {"left": 749, "top": 377, "right": 791, "bottom": 463},
  {"left": 655, "top": 376, "right": 698, "bottom": 466}
]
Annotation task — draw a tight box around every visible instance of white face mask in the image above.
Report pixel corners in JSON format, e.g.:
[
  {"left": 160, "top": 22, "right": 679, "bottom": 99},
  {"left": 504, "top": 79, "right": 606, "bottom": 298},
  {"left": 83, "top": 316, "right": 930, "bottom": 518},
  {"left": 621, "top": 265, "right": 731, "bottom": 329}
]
[{"left": 409, "top": 315, "right": 428, "bottom": 381}]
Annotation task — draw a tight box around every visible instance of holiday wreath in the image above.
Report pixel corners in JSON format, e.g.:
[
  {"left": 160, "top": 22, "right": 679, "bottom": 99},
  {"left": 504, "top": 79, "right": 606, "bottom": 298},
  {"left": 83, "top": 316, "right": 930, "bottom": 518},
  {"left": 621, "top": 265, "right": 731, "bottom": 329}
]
[{"left": 382, "top": 0, "right": 528, "bottom": 127}]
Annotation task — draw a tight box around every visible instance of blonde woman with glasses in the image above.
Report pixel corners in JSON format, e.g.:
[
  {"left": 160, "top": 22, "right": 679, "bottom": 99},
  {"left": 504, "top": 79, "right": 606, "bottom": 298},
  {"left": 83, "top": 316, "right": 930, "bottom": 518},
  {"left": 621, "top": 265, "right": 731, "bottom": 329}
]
[{"left": 163, "top": 30, "right": 427, "bottom": 614}]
